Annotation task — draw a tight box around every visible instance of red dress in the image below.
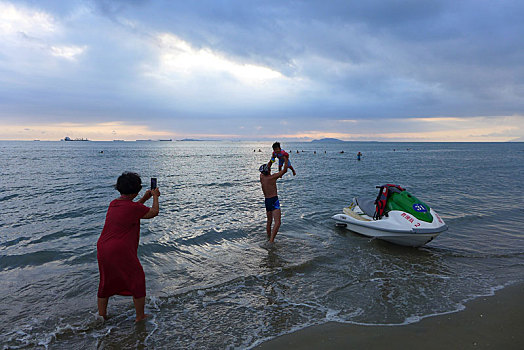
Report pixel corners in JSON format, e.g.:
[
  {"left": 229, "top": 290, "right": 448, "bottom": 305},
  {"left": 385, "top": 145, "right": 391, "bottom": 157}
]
[{"left": 97, "top": 198, "right": 150, "bottom": 298}]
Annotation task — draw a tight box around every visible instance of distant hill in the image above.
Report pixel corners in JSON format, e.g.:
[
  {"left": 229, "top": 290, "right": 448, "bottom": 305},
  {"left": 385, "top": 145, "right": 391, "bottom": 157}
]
[
  {"left": 310, "top": 138, "right": 345, "bottom": 143},
  {"left": 178, "top": 138, "right": 221, "bottom": 141},
  {"left": 311, "top": 138, "right": 379, "bottom": 143}
]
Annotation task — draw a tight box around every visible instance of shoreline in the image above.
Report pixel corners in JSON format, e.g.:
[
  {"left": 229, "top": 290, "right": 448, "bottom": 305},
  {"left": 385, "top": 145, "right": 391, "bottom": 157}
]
[{"left": 255, "top": 282, "right": 524, "bottom": 349}]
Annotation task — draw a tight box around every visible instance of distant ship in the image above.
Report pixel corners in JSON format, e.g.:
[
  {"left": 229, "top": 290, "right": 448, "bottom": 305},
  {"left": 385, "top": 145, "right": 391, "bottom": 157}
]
[{"left": 62, "top": 136, "right": 89, "bottom": 141}]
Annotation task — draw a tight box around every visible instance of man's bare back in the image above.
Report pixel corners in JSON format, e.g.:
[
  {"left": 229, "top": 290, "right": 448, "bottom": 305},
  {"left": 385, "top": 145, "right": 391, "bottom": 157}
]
[
  {"left": 260, "top": 173, "right": 279, "bottom": 198},
  {"left": 260, "top": 162, "right": 287, "bottom": 197}
]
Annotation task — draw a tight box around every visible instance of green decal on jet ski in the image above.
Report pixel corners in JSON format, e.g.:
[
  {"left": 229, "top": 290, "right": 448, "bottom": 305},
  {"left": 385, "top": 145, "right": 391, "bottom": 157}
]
[{"left": 386, "top": 191, "right": 433, "bottom": 223}]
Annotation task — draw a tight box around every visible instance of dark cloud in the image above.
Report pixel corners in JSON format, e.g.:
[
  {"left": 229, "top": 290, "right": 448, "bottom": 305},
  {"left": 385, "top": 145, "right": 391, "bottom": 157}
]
[
  {"left": 100, "top": 0, "right": 523, "bottom": 119},
  {"left": 1, "top": 0, "right": 523, "bottom": 139}
]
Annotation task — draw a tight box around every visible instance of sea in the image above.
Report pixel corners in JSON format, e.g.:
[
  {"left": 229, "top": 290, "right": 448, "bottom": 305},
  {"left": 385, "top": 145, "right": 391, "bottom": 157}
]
[{"left": 1, "top": 141, "right": 523, "bottom": 349}]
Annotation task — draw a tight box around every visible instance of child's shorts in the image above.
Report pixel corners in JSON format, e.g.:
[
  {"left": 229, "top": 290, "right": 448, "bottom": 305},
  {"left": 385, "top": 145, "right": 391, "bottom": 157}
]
[{"left": 278, "top": 158, "right": 292, "bottom": 167}]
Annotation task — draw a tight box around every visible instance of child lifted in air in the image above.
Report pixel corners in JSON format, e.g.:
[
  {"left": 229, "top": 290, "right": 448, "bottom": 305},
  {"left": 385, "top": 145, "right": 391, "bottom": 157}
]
[{"left": 270, "top": 142, "right": 296, "bottom": 176}]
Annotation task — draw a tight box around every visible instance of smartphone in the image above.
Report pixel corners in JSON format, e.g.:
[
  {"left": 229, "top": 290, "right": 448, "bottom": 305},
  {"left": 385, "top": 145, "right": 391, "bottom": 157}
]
[{"left": 151, "top": 177, "right": 157, "bottom": 190}]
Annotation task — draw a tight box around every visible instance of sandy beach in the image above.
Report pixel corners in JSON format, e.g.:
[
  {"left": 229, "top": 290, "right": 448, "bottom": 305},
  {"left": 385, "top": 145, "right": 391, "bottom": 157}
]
[{"left": 256, "top": 282, "right": 524, "bottom": 349}]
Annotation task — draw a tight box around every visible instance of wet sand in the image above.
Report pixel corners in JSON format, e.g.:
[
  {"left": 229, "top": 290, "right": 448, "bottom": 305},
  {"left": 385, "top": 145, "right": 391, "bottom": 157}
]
[{"left": 256, "top": 282, "right": 524, "bottom": 349}]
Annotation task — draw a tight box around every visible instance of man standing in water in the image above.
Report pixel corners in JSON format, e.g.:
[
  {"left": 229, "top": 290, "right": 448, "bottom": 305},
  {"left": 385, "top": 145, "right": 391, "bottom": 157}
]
[{"left": 259, "top": 161, "right": 288, "bottom": 243}]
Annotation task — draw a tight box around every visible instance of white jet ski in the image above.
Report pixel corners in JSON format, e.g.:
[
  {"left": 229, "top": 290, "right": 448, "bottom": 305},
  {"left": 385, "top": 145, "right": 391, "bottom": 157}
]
[{"left": 332, "top": 184, "right": 447, "bottom": 247}]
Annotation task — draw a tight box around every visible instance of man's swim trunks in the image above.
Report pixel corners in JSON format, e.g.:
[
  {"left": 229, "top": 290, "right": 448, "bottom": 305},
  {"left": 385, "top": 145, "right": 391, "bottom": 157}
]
[{"left": 265, "top": 196, "right": 280, "bottom": 211}]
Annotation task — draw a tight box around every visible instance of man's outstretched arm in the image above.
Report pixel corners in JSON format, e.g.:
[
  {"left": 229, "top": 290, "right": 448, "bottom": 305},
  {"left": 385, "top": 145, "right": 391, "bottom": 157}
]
[{"left": 271, "top": 161, "right": 288, "bottom": 179}]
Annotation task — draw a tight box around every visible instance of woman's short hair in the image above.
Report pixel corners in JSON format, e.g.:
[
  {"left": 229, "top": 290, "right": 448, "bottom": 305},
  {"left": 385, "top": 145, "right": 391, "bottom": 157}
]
[{"left": 115, "top": 172, "right": 142, "bottom": 195}]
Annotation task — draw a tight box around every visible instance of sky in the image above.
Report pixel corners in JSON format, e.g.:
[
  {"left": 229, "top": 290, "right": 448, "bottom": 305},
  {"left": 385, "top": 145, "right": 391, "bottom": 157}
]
[{"left": 1, "top": 0, "right": 523, "bottom": 141}]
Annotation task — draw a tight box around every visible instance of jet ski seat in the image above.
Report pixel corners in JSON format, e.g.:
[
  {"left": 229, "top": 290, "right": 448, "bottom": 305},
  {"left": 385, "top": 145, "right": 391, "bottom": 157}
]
[{"left": 355, "top": 198, "right": 377, "bottom": 218}]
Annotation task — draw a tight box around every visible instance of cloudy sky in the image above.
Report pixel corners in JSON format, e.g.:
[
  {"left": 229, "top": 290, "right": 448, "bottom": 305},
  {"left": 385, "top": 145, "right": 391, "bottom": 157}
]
[{"left": 1, "top": 0, "right": 523, "bottom": 141}]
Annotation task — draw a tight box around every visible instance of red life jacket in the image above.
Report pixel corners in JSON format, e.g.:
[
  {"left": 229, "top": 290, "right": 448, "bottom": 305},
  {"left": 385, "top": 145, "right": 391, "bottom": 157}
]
[
  {"left": 373, "top": 184, "right": 405, "bottom": 220},
  {"left": 272, "top": 150, "right": 289, "bottom": 159}
]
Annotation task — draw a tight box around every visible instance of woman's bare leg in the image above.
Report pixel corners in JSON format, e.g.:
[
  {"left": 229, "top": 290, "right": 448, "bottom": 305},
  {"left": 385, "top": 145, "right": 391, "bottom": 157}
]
[
  {"left": 133, "top": 296, "right": 149, "bottom": 322},
  {"left": 98, "top": 297, "right": 109, "bottom": 319}
]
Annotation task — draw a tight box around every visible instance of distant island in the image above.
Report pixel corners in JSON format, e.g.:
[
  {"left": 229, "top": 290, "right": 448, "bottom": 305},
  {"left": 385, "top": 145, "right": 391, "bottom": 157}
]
[
  {"left": 310, "top": 138, "right": 345, "bottom": 143},
  {"left": 178, "top": 138, "right": 204, "bottom": 141},
  {"left": 310, "top": 138, "right": 378, "bottom": 143}
]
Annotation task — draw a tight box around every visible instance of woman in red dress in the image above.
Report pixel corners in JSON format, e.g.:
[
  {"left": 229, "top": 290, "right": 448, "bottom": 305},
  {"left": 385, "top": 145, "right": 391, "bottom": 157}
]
[{"left": 97, "top": 172, "right": 160, "bottom": 322}]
